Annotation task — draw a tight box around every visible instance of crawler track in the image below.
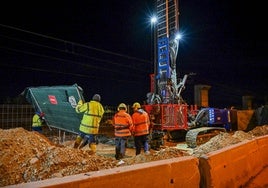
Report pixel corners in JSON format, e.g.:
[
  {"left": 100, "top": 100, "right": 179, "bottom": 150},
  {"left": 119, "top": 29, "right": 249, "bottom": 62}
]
[{"left": 185, "top": 127, "right": 226, "bottom": 148}]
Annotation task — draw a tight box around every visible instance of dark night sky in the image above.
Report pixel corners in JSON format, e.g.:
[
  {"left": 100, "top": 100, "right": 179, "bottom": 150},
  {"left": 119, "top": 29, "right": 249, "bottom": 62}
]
[{"left": 0, "top": 1, "right": 267, "bottom": 108}]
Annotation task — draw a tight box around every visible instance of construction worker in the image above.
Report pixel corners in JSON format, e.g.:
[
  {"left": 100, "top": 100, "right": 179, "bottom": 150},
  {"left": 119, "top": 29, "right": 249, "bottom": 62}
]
[
  {"left": 113, "top": 103, "right": 133, "bottom": 161},
  {"left": 32, "top": 112, "right": 45, "bottom": 133},
  {"left": 131, "top": 102, "right": 151, "bottom": 155},
  {"left": 73, "top": 94, "right": 104, "bottom": 154}
]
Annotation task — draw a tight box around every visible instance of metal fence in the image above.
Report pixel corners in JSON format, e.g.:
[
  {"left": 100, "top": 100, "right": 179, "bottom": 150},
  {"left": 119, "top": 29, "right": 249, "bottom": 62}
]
[
  {"left": 0, "top": 104, "right": 34, "bottom": 130},
  {"left": 0, "top": 104, "right": 117, "bottom": 143}
]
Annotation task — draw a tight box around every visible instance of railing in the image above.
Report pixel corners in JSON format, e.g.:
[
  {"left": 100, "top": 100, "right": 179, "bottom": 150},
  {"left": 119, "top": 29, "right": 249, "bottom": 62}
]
[
  {"left": 0, "top": 104, "right": 117, "bottom": 143},
  {"left": 0, "top": 104, "right": 34, "bottom": 130}
]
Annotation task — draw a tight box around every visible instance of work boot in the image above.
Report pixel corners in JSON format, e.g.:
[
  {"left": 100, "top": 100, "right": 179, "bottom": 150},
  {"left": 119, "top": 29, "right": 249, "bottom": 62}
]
[
  {"left": 73, "top": 142, "right": 80, "bottom": 149},
  {"left": 117, "top": 160, "right": 125, "bottom": 166},
  {"left": 90, "top": 143, "right": 97, "bottom": 154},
  {"left": 74, "top": 136, "right": 82, "bottom": 149},
  {"left": 78, "top": 138, "right": 88, "bottom": 149}
]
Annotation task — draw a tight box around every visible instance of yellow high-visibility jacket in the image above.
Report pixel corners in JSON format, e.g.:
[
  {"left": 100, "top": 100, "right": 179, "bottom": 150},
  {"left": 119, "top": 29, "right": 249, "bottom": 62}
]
[
  {"left": 76, "top": 100, "right": 104, "bottom": 134},
  {"left": 32, "top": 114, "right": 42, "bottom": 127}
]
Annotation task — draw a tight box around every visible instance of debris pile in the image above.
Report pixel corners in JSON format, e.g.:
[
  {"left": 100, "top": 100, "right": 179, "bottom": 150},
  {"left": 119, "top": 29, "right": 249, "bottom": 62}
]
[
  {"left": 0, "top": 125, "right": 267, "bottom": 186},
  {"left": 193, "top": 126, "right": 268, "bottom": 157},
  {"left": 0, "top": 128, "right": 117, "bottom": 186}
]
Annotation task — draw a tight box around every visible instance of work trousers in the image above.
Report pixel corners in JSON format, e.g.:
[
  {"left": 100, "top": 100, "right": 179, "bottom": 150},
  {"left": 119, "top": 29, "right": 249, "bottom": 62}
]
[
  {"left": 134, "top": 134, "right": 149, "bottom": 155},
  {"left": 115, "top": 136, "right": 128, "bottom": 158}
]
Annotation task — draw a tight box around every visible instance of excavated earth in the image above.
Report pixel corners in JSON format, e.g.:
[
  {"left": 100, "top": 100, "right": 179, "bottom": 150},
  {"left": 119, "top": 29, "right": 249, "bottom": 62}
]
[{"left": 1, "top": 125, "right": 268, "bottom": 187}]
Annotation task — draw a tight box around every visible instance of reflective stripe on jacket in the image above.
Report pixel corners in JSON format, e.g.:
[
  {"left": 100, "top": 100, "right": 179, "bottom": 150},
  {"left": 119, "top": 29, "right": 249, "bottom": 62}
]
[
  {"left": 131, "top": 109, "right": 150, "bottom": 136},
  {"left": 113, "top": 110, "right": 133, "bottom": 137},
  {"left": 76, "top": 100, "right": 104, "bottom": 134},
  {"left": 32, "top": 114, "right": 42, "bottom": 127}
]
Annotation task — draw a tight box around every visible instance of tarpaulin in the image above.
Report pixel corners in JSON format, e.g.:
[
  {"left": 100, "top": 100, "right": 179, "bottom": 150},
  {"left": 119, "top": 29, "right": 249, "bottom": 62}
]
[{"left": 22, "top": 84, "right": 84, "bottom": 133}]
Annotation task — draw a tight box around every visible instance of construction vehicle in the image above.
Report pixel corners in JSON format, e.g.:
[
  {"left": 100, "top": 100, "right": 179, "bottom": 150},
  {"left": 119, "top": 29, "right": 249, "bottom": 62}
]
[
  {"left": 143, "top": 0, "right": 231, "bottom": 149},
  {"left": 22, "top": 0, "right": 231, "bottom": 149}
]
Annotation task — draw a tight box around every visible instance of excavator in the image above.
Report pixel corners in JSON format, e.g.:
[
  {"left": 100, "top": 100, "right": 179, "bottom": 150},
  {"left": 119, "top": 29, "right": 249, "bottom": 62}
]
[{"left": 143, "top": 0, "right": 231, "bottom": 149}]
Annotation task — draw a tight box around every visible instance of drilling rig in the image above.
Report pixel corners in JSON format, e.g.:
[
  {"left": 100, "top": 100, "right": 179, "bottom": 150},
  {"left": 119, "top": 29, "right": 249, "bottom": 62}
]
[{"left": 144, "top": 0, "right": 231, "bottom": 149}]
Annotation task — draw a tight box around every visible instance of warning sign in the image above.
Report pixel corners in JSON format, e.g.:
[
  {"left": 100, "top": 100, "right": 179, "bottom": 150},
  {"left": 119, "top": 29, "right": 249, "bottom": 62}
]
[{"left": 48, "top": 95, "right": 58, "bottom": 105}]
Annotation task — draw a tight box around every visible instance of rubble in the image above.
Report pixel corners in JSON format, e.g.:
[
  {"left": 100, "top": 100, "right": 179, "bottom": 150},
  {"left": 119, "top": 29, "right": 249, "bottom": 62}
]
[
  {"left": 0, "top": 125, "right": 267, "bottom": 186},
  {"left": 193, "top": 125, "right": 268, "bottom": 157},
  {"left": 0, "top": 128, "right": 118, "bottom": 186}
]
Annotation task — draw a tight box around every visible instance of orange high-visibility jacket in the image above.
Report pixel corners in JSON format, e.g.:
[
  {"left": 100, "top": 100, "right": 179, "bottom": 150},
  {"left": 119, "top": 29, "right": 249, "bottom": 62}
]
[
  {"left": 132, "top": 109, "right": 150, "bottom": 136},
  {"left": 113, "top": 110, "right": 133, "bottom": 137}
]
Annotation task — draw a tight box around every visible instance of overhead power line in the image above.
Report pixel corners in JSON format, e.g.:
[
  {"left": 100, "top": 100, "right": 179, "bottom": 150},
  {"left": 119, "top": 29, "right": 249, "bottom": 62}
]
[
  {"left": 0, "top": 61, "right": 144, "bottom": 84},
  {"left": 0, "top": 46, "right": 146, "bottom": 79},
  {"left": 0, "top": 35, "right": 149, "bottom": 74},
  {"left": 0, "top": 24, "right": 153, "bottom": 81},
  {"left": 0, "top": 24, "right": 151, "bottom": 64}
]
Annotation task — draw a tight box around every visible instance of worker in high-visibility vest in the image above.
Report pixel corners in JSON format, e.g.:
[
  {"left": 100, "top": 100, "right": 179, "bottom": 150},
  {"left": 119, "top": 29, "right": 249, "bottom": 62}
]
[
  {"left": 32, "top": 112, "right": 45, "bottom": 133},
  {"left": 131, "top": 102, "right": 151, "bottom": 155},
  {"left": 113, "top": 103, "right": 133, "bottom": 161},
  {"left": 73, "top": 94, "right": 104, "bottom": 154}
]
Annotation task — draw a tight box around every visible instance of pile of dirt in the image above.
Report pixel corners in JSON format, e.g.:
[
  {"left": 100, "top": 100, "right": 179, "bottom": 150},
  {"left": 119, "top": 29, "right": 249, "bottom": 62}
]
[
  {"left": 0, "top": 128, "right": 185, "bottom": 187},
  {"left": 193, "top": 125, "right": 268, "bottom": 157},
  {"left": 1, "top": 125, "right": 267, "bottom": 186},
  {"left": 0, "top": 128, "right": 117, "bottom": 186}
]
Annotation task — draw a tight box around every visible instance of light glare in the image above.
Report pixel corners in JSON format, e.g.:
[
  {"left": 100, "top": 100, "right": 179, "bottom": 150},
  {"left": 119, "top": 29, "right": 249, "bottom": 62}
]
[
  {"left": 151, "top": 16, "right": 157, "bottom": 24},
  {"left": 175, "top": 33, "right": 182, "bottom": 40}
]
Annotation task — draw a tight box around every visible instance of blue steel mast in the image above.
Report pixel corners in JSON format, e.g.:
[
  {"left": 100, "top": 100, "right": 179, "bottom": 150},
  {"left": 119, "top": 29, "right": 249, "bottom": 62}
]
[{"left": 147, "top": 0, "right": 182, "bottom": 104}]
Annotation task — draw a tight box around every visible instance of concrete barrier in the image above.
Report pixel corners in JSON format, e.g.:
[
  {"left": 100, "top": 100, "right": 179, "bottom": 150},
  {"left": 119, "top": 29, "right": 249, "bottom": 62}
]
[
  {"left": 8, "top": 156, "right": 200, "bottom": 188},
  {"left": 199, "top": 135, "right": 268, "bottom": 188},
  {"left": 256, "top": 135, "right": 268, "bottom": 167},
  {"left": 6, "top": 135, "right": 268, "bottom": 188}
]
